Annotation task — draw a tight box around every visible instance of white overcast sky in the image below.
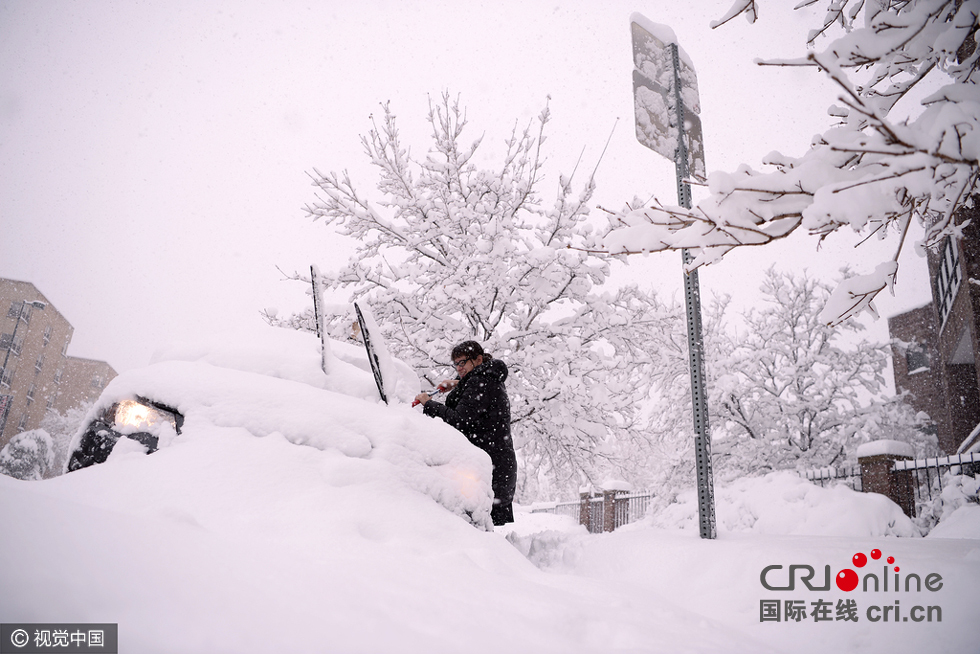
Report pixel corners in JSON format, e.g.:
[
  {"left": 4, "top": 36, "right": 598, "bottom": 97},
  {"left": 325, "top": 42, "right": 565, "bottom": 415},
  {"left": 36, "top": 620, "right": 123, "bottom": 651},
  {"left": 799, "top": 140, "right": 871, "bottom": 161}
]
[{"left": 1, "top": 1, "right": 933, "bottom": 373}]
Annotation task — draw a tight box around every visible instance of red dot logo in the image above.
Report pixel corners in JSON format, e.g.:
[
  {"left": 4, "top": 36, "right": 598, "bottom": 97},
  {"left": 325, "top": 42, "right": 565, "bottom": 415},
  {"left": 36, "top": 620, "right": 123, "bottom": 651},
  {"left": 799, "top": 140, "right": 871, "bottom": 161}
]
[
  {"left": 887, "top": 556, "right": 895, "bottom": 564},
  {"left": 852, "top": 552, "right": 867, "bottom": 568},
  {"left": 870, "top": 549, "right": 882, "bottom": 560},
  {"left": 895, "top": 566, "right": 900, "bottom": 572},
  {"left": 836, "top": 569, "right": 859, "bottom": 592}
]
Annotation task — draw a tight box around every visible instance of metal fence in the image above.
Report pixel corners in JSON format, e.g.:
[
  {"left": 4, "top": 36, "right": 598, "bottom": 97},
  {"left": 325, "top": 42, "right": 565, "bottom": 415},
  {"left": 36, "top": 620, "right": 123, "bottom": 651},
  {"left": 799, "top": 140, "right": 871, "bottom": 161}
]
[
  {"left": 893, "top": 452, "right": 980, "bottom": 502},
  {"left": 801, "top": 451, "right": 980, "bottom": 515},
  {"left": 550, "top": 500, "right": 580, "bottom": 521},
  {"left": 533, "top": 491, "right": 653, "bottom": 534},
  {"left": 619, "top": 492, "right": 652, "bottom": 527},
  {"left": 804, "top": 465, "right": 862, "bottom": 491}
]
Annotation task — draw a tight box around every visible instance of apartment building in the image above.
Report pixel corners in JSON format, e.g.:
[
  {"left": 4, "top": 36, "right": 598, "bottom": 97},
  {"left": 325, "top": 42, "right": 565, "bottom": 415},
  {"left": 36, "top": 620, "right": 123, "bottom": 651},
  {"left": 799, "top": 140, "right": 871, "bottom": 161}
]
[
  {"left": 888, "top": 202, "right": 980, "bottom": 454},
  {"left": 0, "top": 278, "right": 117, "bottom": 449}
]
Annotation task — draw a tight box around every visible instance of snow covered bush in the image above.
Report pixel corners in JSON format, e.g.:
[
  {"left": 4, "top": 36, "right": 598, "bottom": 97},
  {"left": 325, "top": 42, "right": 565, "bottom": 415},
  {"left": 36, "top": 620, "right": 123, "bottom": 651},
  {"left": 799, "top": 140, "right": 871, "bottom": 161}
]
[
  {"left": 0, "top": 429, "right": 55, "bottom": 481},
  {"left": 598, "top": 0, "right": 980, "bottom": 326},
  {"left": 0, "top": 404, "right": 94, "bottom": 480},
  {"left": 913, "top": 470, "right": 980, "bottom": 533},
  {"left": 281, "top": 94, "right": 686, "bottom": 500}
]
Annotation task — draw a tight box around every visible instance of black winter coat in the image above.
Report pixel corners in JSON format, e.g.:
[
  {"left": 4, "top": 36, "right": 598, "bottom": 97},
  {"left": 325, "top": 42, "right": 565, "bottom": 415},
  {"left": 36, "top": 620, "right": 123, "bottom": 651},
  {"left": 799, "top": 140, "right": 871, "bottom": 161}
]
[{"left": 423, "top": 357, "right": 517, "bottom": 508}]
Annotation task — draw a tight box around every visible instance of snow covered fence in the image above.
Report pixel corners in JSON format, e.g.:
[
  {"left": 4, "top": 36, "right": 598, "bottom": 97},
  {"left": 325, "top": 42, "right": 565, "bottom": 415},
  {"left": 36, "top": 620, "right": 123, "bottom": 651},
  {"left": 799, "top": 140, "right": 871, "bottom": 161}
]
[
  {"left": 804, "top": 465, "right": 862, "bottom": 492},
  {"left": 613, "top": 491, "right": 651, "bottom": 531},
  {"left": 893, "top": 452, "right": 980, "bottom": 503},
  {"left": 534, "top": 490, "right": 653, "bottom": 534},
  {"left": 802, "top": 441, "right": 980, "bottom": 519}
]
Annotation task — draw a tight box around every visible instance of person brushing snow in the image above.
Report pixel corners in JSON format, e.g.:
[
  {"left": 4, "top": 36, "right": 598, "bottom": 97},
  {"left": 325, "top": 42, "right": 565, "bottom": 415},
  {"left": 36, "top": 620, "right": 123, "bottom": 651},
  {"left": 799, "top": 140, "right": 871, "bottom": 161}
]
[{"left": 415, "top": 341, "right": 517, "bottom": 526}]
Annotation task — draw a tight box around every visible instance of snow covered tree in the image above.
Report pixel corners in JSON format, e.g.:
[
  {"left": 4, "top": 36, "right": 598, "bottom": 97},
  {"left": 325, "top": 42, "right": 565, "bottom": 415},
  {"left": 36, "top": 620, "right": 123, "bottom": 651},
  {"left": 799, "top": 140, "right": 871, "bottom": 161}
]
[
  {"left": 0, "top": 429, "right": 55, "bottom": 481},
  {"left": 622, "top": 295, "right": 732, "bottom": 507},
  {"left": 285, "top": 95, "right": 682, "bottom": 500},
  {"left": 597, "top": 0, "right": 980, "bottom": 325},
  {"left": 39, "top": 401, "right": 93, "bottom": 476},
  {"left": 709, "top": 268, "right": 934, "bottom": 476}
]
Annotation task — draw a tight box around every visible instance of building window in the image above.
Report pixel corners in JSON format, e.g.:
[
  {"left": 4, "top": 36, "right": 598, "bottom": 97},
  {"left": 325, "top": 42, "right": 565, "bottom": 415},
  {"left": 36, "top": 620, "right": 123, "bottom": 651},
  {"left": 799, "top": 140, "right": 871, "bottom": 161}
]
[
  {"left": 17, "top": 413, "right": 28, "bottom": 431},
  {"left": 6, "top": 302, "right": 20, "bottom": 319},
  {"left": 43, "top": 325, "right": 52, "bottom": 345},
  {"left": 54, "top": 366, "right": 64, "bottom": 384},
  {"left": 1, "top": 332, "right": 25, "bottom": 356},
  {"left": 0, "top": 366, "right": 13, "bottom": 388},
  {"left": 12, "top": 332, "right": 24, "bottom": 356},
  {"left": 906, "top": 344, "right": 930, "bottom": 374},
  {"left": 46, "top": 395, "right": 55, "bottom": 410},
  {"left": 35, "top": 354, "right": 44, "bottom": 373},
  {"left": 936, "top": 236, "right": 962, "bottom": 332},
  {"left": 26, "top": 384, "right": 35, "bottom": 405}
]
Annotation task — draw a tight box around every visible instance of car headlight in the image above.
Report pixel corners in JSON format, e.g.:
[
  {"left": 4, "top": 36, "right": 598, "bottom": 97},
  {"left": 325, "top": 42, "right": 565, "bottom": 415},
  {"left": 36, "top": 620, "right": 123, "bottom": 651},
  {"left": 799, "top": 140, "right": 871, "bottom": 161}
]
[
  {"left": 67, "top": 397, "right": 183, "bottom": 472},
  {"left": 113, "top": 399, "right": 179, "bottom": 435}
]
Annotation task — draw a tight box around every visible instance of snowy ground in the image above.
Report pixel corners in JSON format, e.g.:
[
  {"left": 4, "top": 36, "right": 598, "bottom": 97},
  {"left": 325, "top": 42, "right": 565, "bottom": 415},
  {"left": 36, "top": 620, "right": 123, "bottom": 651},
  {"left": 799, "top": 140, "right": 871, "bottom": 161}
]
[
  {"left": 3, "top": 463, "right": 978, "bottom": 654},
  {"left": 2, "top": 329, "right": 979, "bottom": 653}
]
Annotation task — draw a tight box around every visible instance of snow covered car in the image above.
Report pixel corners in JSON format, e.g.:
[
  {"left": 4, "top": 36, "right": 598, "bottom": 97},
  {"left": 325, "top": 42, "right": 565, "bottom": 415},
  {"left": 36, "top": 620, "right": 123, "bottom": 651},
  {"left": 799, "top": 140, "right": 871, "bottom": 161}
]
[{"left": 64, "top": 328, "right": 495, "bottom": 529}]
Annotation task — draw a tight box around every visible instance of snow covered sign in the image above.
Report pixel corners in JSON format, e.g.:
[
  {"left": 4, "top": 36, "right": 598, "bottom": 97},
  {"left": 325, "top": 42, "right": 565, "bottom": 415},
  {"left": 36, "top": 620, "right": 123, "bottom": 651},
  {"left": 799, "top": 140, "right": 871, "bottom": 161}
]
[
  {"left": 630, "top": 15, "right": 706, "bottom": 184},
  {"left": 630, "top": 14, "right": 716, "bottom": 540}
]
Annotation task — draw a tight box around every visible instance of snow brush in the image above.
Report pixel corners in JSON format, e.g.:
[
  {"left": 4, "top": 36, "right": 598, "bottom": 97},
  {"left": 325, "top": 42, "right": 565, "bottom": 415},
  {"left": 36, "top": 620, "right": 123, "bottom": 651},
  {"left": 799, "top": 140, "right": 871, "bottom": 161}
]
[{"left": 411, "top": 387, "right": 445, "bottom": 407}]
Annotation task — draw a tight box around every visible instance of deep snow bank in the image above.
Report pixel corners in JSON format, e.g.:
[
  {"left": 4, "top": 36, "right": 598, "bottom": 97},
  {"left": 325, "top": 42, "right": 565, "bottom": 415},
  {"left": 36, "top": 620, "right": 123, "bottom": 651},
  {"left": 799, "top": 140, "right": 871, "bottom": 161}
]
[
  {"left": 3, "top": 434, "right": 978, "bottom": 653},
  {"left": 0, "top": 432, "right": 770, "bottom": 654},
  {"left": 647, "top": 471, "right": 917, "bottom": 537}
]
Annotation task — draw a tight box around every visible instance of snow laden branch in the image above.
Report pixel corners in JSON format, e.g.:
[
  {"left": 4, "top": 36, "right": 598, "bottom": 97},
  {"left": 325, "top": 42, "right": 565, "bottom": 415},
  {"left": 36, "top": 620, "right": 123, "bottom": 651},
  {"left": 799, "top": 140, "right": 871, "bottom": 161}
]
[
  {"left": 287, "top": 94, "right": 685, "bottom": 499},
  {"left": 593, "top": 0, "right": 980, "bottom": 326}
]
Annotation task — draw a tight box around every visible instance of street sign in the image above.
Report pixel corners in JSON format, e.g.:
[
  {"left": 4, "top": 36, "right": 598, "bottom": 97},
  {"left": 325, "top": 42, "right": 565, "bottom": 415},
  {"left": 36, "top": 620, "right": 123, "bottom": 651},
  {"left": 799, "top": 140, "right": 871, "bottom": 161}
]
[
  {"left": 631, "top": 17, "right": 706, "bottom": 182},
  {"left": 630, "top": 20, "right": 700, "bottom": 114},
  {"left": 630, "top": 13, "right": 716, "bottom": 540},
  {"left": 632, "top": 70, "right": 706, "bottom": 182}
]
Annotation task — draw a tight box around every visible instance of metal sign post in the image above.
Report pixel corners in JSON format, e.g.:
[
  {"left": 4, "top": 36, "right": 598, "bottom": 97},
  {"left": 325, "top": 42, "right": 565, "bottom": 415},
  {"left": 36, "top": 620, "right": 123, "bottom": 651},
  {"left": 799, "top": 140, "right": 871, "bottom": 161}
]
[{"left": 631, "top": 14, "right": 716, "bottom": 539}]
